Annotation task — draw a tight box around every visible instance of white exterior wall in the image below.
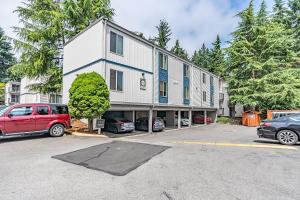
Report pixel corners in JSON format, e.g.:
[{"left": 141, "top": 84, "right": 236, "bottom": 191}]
[
  {"left": 167, "top": 57, "right": 183, "bottom": 106},
  {"left": 192, "top": 67, "right": 202, "bottom": 107},
  {"left": 201, "top": 71, "right": 210, "bottom": 107},
  {"left": 63, "top": 22, "right": 104, "bottom": 75}
]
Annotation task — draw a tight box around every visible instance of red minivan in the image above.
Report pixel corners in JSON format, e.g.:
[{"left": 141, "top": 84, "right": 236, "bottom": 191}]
[{"left": 0, "top": 104, "right": 71, "bottom": 139}]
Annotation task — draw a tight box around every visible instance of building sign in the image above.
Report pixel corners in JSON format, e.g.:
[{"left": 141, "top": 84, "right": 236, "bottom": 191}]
[
  {"left": 140, "top": 78, "right": 146, "bottom": 90},
  {"left": 95, "top": 119, "right": 105, "bottom": 129}
]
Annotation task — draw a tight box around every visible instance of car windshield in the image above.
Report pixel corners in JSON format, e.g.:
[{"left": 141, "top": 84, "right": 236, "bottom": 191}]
[{"left": 0, "top": 105, "right": 10, "bottom": 116}]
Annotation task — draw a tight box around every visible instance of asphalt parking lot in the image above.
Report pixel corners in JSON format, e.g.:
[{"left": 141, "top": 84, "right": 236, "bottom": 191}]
[{"left": 0, "top": 124, "right": 299, "bottom": 200}]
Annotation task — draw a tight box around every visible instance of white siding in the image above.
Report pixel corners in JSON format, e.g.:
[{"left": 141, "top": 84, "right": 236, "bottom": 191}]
[
  {"left": 192, "top": 67, "right": 202, "bottom": 107},
  {"left": 201, "top": 71, "right": 210, "bottom": 107},
  {"left": 63, "top": 22, "right": 104, "bottom": 75},
  {"left": 167, "top": 56, "right": 183, "bottom": 106},
  {"left": 106, "top": 26, "right": 153, "bottom": 73}
]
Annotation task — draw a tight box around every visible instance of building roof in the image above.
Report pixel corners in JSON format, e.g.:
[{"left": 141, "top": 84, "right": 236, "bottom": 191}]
[{"left": 64, "top": 18, "right": 219, "bottom": 78}]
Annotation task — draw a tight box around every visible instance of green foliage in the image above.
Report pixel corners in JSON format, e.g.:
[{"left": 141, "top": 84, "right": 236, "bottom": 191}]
[
  {"left": 11, "top": 0, "right": 114, "bottom": 93},
  {"left": 68, "top": 72, "right": 110, "bottom": 120},
  {"left": 192, "top": 43, "right": 212, "bottom": 71},
  {"left": 257, "top": 0, "right": 268, "bottom": 25},
  {"left": 272, "top": 0, "right": 290, "bottom": 26},
  {"left": 217, "top": 116, "right": 232, "bottom": 124},
  {"left": 155, "top": 19, "right": 172, "bottom": 49},
  {"left": 0, "top": 82, "right": 5, "bottom": 103},
  {"left": 171, "top": 40, "right": 189, "bottom": 60},
  {"left": 0, "top": 27, "right": 16, "bottom": 82},
  {"left": 227, "top": 0, "right": 299, "bottom": 111},
  {"left": 210, "top": 35, "right": 226, "bottom": 77}
]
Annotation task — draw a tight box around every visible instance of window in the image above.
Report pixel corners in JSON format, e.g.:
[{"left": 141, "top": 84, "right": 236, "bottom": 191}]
[
  {"left": 203, "top": 91, "right": 207, "bottom": 102},
  {"left": 10, "top": 106, "right": 33, "bottom": 116},
  {"left": 11, "top": 95, "right": 19, "bottom": 103},
  {"left": 203, "top": 73, "right": 206, "bottom": 84},
  {"left": 184, "top": 87, "right": 190, "bottom": 99},
  {"left": 49, "top": 94, "right": 62, "bottom": 104},
  {"left": 159, "top": 52, "right": 168, "bottom": 70},
  {"left": 110, "top": 31, "right": 123, "bottom": 55},
  {"left": 11, "top": 84, "right": 20, "bottom": 93},
  {"left": 183, "top": 64, "right": 189, "bottom": 77},
  {"left": 110, "top": 69, "right": 123, "bottom": 91},
  {"left": 51, "top": 105, "right": 68, "bottom": 114},
  {"left": 159, "top": 81, "right": 168, "bottom": 97},
  {"left": 37, "top": 106, "right": 49, "bottom": 115}
]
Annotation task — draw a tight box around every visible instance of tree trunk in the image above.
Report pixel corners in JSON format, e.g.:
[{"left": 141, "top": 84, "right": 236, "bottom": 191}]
[{"left": 88, "top": 119, "right": 93, "bottom": 132}]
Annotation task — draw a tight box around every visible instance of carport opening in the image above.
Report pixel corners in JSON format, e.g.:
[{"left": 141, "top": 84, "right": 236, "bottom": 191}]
[
  {"left": 175, "top": 111, "right": 190, "bottom": 127},
  {"left": 155, "top": 111, "right": 177, "bottom": 130},
  {"left": 192, "top": 111, "right": 205, "bottom": 125}
]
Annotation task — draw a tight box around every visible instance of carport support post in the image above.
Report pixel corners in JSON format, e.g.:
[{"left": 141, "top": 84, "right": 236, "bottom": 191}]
[
  {"left": 204, "top": 110, "right": 207, "bottom": 125},
  {"left": 148, "top": 109, "right": 153, "bottom": 133},
  {"left": 178, "top": 110, "right": 181, "bottom": 129},
  {"left": 132, "top": 111, "right": 135, "bottom": 123},
  {"left": 189, "top": 110, "right": 192, "bottom": 127}
]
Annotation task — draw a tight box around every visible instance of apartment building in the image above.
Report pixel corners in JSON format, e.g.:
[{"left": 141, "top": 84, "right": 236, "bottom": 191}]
[
  {"left": 63, "top": 19, "right": 220, "bottom": 132},
  {"left": 4, "top": 81, "right": 20, "bottom": 105}
]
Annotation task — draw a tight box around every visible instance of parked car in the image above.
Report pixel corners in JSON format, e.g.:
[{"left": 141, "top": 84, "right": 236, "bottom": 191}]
[
  {"left": 104, "top": 118, "right": 135, "bottom": 133},
  {"left": 193, "top": 116, "right": 213, "bottom": 124},
  {"left": 257, "top": 114, "right": 300, "bottom": 145},
  {"left": 135, "top": 117, "right": 165, "bottom": 132},
  {"left": 0, "top": 103, "right": 71, "bottom": 139},
  {"left": 175, "top": 118, "right": 190, "bottom": 126}
]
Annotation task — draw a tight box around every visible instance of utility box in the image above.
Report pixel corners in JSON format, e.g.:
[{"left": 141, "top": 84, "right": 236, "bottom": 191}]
[{"left": 242, "top": 111, "right": 261, "bottom": 127}]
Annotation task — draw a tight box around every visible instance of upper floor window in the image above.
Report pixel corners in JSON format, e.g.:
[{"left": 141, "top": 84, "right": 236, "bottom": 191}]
[
  {"left": 159, "top": 52, "right": 168, "bottom": 70},
  {"left": 202, "top": 73, "right": 206, "bottom": 84},
  {"left": 110, "top": 31, "right": 123, "bottom": 55},
  {"left": 203, "top": 91, "right": 207, "bottom": 102},
  {"left": 50, "top": 94, "right": 62, "bottom": 104},
  {"left": 159, "top": 81, "right": 168, "bottom": 97},
  {"left": 183, "top": 64, "right": 189, "bottom": 77},
  {"left": 184, "top": 86, "right": 190, "bottom": 100},
  {"left": 110, "top": 69, "right": 123, "bottom": 92}
]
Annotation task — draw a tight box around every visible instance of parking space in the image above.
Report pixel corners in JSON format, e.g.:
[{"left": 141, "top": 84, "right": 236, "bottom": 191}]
[{"left": 1, "top": 124, "right": 299, "bottom": 200}]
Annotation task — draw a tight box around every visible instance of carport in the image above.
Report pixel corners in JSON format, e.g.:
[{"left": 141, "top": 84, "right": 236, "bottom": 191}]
[{"left": 192, "top": 110, "right": 206, "bottom": 125}]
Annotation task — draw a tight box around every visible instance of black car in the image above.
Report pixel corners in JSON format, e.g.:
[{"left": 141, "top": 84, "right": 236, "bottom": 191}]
[{"left": 257, "top": 115, "right": 300, "bottom": 145}]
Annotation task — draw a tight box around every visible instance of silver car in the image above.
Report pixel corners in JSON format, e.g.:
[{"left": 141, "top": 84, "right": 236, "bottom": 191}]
[{"left": 104, "top": 118, "right": 135, "bottom": 133}]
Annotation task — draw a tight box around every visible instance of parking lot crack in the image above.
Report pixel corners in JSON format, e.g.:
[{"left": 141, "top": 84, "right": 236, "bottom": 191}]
[
  {"left": 79, "top": 147, "right": 110, "bottom": 165},
  {"left": 161, "top": 191, "right": 175, "bottom": 200}
]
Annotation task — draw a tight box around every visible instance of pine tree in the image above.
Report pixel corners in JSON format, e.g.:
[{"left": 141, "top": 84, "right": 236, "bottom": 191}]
[
  {"left": 155, "top": 19, "right": 172, "bottom": 49},
  {"left": 170, "top": 40, "right": 189, "bottom": 60},
  {"left": 197, "top": 43, "right": 211, "bottom": 70},
  {"left": 272, "top": 0, "right": 290, "bottom": 26},
  {"left": 210, "top": 35, "right": 226, "bottom": 77},
  {"left": 0, "top": 27, "right": 15, "bottom": 82},
  {"left": 11, "top": 0, "right": 115, "bottom": 93},
  {"left": 288, "top": 0, "right": 300, "bottom": 55},
  {"left": 257, "top": 0, "right": 268, "bottom": 25},
  {"left": 227, "top": 0, "right": 299, "bottom": 110}
]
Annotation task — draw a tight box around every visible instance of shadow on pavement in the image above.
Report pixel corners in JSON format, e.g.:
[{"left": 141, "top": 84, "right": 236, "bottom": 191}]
[
  {"left": 0, "top": 135, "right": 49, "bottom": 144},
  {"left": 103, "top": 131, "right": 148, "bottom": 138}
]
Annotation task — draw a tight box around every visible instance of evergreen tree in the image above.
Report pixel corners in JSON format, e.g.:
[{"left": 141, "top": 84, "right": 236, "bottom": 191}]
[
  {"left": 197, "top": 43, "right": 211, "bottom": 70},
  {"left": 191, "top": 50, "right": 200, "bottom": 64},
  {"left": 210, "top": 35, "right": 226, "bottom": 77},
  {"left": 288, "top": 0, "right": 300, "bottom": 54},
  {"left": 11, "top": 0, "right": 114, "bottom": 93},
  {"left": 257, "top": 0, "right": 268, "bottom": 25},
  {"left": 227, "top": 0, "right": 298, "bottom": 110},
  {"left": 155, "top": 19, "right": 172, "bottom": 49},
  {"left": 272, "top": 0, "right": 289, "bottom": 25},
  {"left": 0, "top": 27, "right": 15, "bottom": 82},
  {"left": 170, "top": 39, "right": 189, "bottom": 60}
]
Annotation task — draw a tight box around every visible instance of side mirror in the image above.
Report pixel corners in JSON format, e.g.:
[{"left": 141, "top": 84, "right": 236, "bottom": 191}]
[{"left": 8, "top": 113, "right": 13, "bottom": 118}]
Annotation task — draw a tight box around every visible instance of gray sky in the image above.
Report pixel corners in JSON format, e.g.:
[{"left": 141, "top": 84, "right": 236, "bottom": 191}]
[{"left": 1, "top": 0, "right": 275, "bottom": 54}]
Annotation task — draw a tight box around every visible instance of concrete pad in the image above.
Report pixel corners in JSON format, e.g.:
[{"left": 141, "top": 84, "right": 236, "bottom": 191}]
[{"left": 52, "top": 141, "right": 170, "bottom": 176}]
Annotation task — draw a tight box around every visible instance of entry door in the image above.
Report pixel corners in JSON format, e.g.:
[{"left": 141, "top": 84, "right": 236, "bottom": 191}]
[{"left": 4, "top": 106, "right": 36, "bottom": 134}]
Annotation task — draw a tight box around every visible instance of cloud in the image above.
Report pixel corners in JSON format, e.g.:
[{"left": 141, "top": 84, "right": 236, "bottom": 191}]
[{"left": 111, "top": 0, "right": 247, "bottom": 54}]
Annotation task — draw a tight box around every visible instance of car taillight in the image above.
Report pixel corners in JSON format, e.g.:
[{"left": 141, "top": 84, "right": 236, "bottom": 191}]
[{"left": 262, "top": 122, "right": 272, "bottom": 127}]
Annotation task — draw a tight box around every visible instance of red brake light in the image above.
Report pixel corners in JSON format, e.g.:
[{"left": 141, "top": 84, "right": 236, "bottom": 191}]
[{"left": 262, "top": 122, "right": 271, "bottom": 127}]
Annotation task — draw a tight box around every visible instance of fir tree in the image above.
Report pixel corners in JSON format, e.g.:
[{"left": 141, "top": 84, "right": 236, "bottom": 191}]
[
  {"left": 210, "top": 35, "right": 226, "bottom": 77},
  {"left": 171, "top": 40, "right": 189, "bottom": 60},
  {"left": 0, "top": 27, "right": 15, "bottom": 82},
  {"left": 155, "top": 19, "right": 172, "bottom": 49},
  {"left": 257, "top": 0, "right": 268, "bottom": 25},
  {"left": 272, "top": 0, "right": 290, "bottom": 26}
]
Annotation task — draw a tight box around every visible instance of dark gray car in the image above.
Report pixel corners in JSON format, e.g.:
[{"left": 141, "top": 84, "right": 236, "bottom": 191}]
[{"left": 135, "top": 117, "right": 165, "bottom": 132}]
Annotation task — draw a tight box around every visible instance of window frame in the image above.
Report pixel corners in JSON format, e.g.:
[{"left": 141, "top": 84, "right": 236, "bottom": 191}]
[
  {"left": 203, "top": 91, "right": 207, "bottom": 102},
  {"left": 9, "top": 106, "right": 33, "bottom": 117},
  {"left": 183, "top": 64, "right": 189, "bottom": 77},
  {"left": 110, "top": 31, "right": 124, "bottom": 56},
  {"left": 159, "top": 52, "right": 168, "bottom": 70},
  {"left": 159, "top": 81, "right": 168, "bottom": 97},
  {"left": 110, "top": 69, "right": 123, "bottom": 92},
  {"left": 184, "top": 86, "right": 190, "bottom": 100},
  {"left": 202, "top": 73, "right": 206, "bottom": 84}
]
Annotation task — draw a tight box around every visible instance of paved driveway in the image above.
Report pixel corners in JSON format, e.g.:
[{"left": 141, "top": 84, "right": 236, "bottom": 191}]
[{"left": 0, "top": 124, "right": 299, "bottom": 200}]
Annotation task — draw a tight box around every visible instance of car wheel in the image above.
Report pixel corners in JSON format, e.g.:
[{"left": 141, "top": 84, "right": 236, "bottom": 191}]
[
  {"left": 113, "top": 127, "right": 118, "bottom": 134},
  {"left": 277, "top": 130, "right": 298, "bottom": 145},
  {"left": 49, "top": 124, "right": 65, "bottom": 137}
]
